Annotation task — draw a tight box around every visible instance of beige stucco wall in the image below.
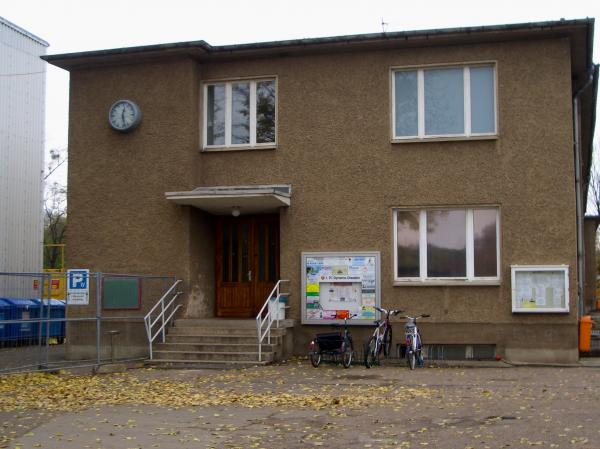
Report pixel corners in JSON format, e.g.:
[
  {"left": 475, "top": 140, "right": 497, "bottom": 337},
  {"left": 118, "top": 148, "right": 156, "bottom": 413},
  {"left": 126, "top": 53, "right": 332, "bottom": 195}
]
[
  {"left": 187, "top": 208, "right": 215, "bottom": 318},
  {"left": 65, "top": 58, "right": 204, "bottom": 358},
  {"left": 65, "top": 37, "right": 579, "bottom": 362},
  {"left": 67, "top": 57, "right": 202, "bottom": 295}
]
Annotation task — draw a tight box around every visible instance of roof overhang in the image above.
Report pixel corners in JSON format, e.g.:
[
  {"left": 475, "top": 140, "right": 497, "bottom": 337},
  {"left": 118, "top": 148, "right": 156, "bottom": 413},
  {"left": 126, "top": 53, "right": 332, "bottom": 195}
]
[
  {"left": 165, "top": 185, "right": 291, "bottom": 215},
  {"left": 42, "top": 19, "right": 593, "bottom": 72}
]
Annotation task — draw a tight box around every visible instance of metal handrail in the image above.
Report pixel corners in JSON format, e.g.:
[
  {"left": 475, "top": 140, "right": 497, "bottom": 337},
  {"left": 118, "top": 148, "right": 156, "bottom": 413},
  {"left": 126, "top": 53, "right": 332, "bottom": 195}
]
[
  {"left": 144, "top": 279, "right": 183, "bottom": 359},
  {"left": 256, "top": 279, "right": 289, "bottom": 362}
]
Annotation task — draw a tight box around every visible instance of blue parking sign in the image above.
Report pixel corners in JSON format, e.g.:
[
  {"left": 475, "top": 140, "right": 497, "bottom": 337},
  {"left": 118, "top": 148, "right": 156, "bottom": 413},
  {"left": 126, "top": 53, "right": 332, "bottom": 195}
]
[
  {"left": 67, "top": 269, "right": 90, "bottom": 305},
  {"left": 68, "top": 270, "right": 87, "bottom": 289}
]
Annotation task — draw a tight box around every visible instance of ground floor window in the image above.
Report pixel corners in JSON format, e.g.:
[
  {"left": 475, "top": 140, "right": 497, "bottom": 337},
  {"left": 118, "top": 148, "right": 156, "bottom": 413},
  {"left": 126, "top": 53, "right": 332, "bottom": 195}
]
[{"left": 394, "top": 207, "right": 499, "bottom": 282}]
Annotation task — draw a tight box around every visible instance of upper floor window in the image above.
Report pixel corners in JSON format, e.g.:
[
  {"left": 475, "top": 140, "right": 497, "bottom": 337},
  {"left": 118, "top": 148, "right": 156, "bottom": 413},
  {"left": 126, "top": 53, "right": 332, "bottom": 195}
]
[
  {"left": 394, "top": 207, "right": 500, "bottom": 283},
  {"left": 392, "top": 64, "right": 496, "bottom": 140},
  {"left": 204, "top": 78, "right": 276, "bottom": 149}
]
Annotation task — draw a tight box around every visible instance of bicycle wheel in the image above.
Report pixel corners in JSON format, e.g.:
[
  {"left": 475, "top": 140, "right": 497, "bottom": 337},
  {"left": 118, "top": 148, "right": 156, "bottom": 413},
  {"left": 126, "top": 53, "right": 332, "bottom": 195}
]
[
  {"left": 416, "top": 334, "right": 424, "bottom": 366},
  {"left": 407, "top": 337, "right": 416, "bottom": 370},
  {"left": 364, "top": 336, "right": 377, "bottom": 369},
  {"left": 309, "top": 346, "right": 322, "bottom": 368},
  {"left": 342, "top": 341, "right": 353, "bottom": 368},
  {"left": 383, "top": 327, "right": 392, "bottom": 357}
]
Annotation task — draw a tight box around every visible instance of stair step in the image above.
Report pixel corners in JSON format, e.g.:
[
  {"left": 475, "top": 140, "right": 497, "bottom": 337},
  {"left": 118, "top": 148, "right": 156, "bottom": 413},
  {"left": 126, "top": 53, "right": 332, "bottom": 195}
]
[
  {"left": 150, "top": 319, "right": 290, "bottom": 368},
  {"left": 165, "top": 334, "right": 282, "bottom": 344},
  {"left": 155, "top": 343, "right": 275, "bottom": 352},
  {"left": 153, "top": 350, "right": 274, "bottom": 362},
  {"left": 173, "top": 318, "right": 294, "bottom": 328},
  {"left": 174, "top": 319, "right": 255, "bottom": 327},
  {"left": 146, "top": 359, "right": 270, "bottom": 369},
  {"left": 169, "top": 327, "right": 286, "bottom": 336}
]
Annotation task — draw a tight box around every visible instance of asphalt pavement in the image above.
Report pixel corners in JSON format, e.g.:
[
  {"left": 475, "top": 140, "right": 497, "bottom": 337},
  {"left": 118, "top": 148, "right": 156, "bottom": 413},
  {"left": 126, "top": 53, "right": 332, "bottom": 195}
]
[{"left": 1, "top": 359, "right": 599, "bottom": 449}]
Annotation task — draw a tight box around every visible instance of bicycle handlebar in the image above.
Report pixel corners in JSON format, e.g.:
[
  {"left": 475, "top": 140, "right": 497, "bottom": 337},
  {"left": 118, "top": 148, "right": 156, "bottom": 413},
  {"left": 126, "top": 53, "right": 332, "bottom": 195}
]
[
  {"left": 374, "top": 306, "right": 403, "bottom": 316},
  {"left": 399, "top": 314, "right": 430, "bottom": 320}
]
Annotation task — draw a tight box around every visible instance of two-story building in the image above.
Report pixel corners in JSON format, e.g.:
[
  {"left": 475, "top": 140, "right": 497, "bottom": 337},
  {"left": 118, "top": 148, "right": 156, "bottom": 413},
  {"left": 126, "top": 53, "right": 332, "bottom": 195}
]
[{"left": 44, "top": 19, "right": 598, "bottom": 364}]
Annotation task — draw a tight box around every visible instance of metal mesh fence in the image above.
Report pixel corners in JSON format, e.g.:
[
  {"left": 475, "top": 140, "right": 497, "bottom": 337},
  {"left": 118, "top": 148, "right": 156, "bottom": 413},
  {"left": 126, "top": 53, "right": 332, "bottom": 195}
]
[{"left": 0, "top": 272, "right": 178, "bottom": 374}]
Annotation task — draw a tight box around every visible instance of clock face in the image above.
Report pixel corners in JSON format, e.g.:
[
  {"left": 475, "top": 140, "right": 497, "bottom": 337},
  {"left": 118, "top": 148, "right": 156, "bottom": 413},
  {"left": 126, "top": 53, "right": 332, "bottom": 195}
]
[{"left": 108, "top": 100, "right": 141, "bottom": 132}]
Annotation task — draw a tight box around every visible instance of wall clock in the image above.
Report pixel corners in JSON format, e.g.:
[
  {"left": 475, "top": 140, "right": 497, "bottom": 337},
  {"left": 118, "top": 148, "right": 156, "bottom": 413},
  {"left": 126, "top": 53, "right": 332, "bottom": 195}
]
[{"left": 108, "top": 99, "right": 142, "bottom": 132}]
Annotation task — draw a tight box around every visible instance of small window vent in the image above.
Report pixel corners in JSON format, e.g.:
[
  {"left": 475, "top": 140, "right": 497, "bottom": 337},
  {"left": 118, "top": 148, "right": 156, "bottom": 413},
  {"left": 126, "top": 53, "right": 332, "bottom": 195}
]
[{"left": 424, "top": 344, "right": 496, "bottom": 360}]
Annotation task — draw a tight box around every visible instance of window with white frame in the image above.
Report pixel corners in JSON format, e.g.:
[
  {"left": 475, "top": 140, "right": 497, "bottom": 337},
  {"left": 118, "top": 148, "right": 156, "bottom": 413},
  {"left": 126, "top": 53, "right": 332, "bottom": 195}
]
[
  {"left": 392, "top": 64, "right": 496, "bottom": 139},
  {"left": 204, "top": 79, "right": 276, "bottom": 148},
  {"left": 394, "top": 208, "right": 499, "bottom": 281}
]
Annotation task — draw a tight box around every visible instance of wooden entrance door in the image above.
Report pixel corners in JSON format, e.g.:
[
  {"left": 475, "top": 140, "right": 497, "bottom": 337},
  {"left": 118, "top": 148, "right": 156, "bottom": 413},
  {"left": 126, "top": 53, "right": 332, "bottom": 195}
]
[{"left": 215, "top": 215, "right": 279, "bottom": 317}]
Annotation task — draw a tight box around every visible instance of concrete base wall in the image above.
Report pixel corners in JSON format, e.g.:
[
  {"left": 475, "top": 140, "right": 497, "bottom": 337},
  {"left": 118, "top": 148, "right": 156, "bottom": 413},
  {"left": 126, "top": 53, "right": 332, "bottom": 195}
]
[
  {"left": 505, "top": 348, "right": 578, "bottom": 364},
  {"left": 291, "top": 321, "right": 579, "bottom": 364},
  {"left": 64, "top": 317, "right": 578, "bottom": 364},
  {"left": 65, "top": 320, "right": 149, "bottom": 361}
]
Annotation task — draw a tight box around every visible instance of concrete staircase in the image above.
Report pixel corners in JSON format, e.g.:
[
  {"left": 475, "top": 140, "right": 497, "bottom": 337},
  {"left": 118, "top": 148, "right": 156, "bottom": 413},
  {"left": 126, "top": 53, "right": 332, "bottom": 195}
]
[{"left": 147, "top": 318, "right": 293, "bottom": 369}]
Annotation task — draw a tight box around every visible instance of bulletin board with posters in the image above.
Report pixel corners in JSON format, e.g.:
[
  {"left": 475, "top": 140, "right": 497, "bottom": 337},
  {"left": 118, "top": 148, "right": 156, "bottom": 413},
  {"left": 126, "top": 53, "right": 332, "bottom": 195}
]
[
  {"left": 511, "top": 265, "right": 569, "bottom": 313},
  {"left": 301, "top": 252, "right": 381, "bottom": 325}
]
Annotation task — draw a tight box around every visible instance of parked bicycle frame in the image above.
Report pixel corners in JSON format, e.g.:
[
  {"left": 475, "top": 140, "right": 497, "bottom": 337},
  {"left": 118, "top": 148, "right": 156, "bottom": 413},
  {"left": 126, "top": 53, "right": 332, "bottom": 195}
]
[
  {"left": 309, "top": 314, "right": 356, "bottom": 368},
  {"left": 364, "top": 306, "right": 402, "bottom": 369},
  {"left": 400, "top": 314, "right": 429, "bottom": 370}
]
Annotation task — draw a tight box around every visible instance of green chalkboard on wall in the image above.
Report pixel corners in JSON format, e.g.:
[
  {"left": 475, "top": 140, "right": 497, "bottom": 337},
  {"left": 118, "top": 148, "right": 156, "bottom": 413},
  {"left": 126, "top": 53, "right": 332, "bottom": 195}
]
[{"left": 103, "top": 277, "right": 140, "bottom": 310}]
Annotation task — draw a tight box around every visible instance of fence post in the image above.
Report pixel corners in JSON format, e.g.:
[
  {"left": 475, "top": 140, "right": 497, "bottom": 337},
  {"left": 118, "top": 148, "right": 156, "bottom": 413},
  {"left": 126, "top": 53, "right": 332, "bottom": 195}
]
[
  {"left": 37, "top": 274, "right": 44, "bottom": 369},
  {"left": 276, "top": 283, "right": 280, "bottom": 329},
  {"left": 44, "top": 281, "right": 51, "bottom": 368},
  {"left": 96, "top": 272, "right": 102, "bottom": 367},
  {"left": 161, "top": 296, "right": 166, "bottom": 343}
]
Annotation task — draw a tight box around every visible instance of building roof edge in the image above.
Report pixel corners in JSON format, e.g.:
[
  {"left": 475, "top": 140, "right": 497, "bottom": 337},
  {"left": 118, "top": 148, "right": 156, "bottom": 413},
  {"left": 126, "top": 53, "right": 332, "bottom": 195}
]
[
  {"left": 42, "top": 18, "right": 594, "bottom": 69},
  {"left": 0, "top": 16, "right": 49, "bottom": 47}
]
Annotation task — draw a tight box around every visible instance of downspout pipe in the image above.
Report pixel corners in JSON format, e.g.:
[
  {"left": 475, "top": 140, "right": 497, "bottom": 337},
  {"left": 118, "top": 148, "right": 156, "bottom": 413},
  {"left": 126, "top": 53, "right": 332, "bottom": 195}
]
[{"left": 572, "top": 68, "right": 595, "bottom": 318}]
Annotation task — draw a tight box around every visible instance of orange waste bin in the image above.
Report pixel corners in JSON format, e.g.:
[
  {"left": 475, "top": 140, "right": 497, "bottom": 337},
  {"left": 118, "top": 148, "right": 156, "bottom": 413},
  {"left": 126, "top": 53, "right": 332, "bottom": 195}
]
[{"left": 579, "top": 315, "right": 593, "bottom": 352}]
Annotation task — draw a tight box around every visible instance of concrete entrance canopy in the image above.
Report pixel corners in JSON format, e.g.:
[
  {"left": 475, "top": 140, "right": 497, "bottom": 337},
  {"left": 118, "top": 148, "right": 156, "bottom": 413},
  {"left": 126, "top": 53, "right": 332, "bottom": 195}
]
[{"left": 165, "top": 185, "right": 291, "bottom": 215}]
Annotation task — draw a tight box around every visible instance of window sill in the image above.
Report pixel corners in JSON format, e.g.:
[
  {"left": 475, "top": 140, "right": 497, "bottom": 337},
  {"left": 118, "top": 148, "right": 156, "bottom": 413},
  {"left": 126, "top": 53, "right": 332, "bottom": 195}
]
[
  {"left": 393, "top": 279, "right": 501, "bottom": 287},
  {"left": 202, "top": 145, "right": 277, "bottom": 153},
  {"left": 391, "top": 135, "right": 498, "bottom": 144}
]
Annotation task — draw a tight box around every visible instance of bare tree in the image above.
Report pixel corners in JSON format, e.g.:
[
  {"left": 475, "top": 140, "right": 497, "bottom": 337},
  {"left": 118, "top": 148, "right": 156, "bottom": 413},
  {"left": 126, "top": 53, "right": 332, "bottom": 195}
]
[
  {"left": 44, "top": 148, "right": 67, "bottom": 269},
  {"left": 586, "top": 143, "right": 600, "bottom": 275},
  {"left": 588, "top": 156, "right": 600, "bottom": 216}
]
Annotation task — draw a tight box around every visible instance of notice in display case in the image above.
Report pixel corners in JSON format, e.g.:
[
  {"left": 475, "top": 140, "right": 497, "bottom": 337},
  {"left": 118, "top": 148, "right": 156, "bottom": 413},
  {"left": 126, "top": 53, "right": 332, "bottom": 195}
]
[
  {"left": 511, "top": 265, "right": 569, "bottom": 313},
  {"left": 302, "top": 252, "right": 380, "bottom": 325}
]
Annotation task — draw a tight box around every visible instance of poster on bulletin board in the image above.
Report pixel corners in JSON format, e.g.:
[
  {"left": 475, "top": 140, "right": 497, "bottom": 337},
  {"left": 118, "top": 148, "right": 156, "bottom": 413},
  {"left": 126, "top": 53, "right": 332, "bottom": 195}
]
[
  {"left": 301, "top": 252, "right": 381, "bottom": 325},
  {"left": 511, "top": 265, "right": 569, "bottom": 313}
]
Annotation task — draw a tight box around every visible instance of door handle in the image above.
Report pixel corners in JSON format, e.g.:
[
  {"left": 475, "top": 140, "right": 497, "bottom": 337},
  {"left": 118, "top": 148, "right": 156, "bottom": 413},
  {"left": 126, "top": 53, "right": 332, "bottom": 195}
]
[{"left": 248, "top": 271, "right": 252, "bottom": 281}]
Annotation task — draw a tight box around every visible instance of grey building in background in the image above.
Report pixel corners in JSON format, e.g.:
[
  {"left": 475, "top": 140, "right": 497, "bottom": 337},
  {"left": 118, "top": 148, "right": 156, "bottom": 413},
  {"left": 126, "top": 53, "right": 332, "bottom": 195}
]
[{"left": 0, "top": 17, "right": 48, "bottom": 291}]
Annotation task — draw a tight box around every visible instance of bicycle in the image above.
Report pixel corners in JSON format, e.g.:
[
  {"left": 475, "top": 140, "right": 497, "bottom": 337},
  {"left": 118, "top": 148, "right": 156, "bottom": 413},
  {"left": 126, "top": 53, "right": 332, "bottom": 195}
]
[
  {"left": 364, "top": 306, "right": 402, "bottom": 369},
  {"left": 308, "top": 314, "right": 356, "bottom": 368},
  {"left": 400, "top": 314, "right": 429, "bottom": 370}
]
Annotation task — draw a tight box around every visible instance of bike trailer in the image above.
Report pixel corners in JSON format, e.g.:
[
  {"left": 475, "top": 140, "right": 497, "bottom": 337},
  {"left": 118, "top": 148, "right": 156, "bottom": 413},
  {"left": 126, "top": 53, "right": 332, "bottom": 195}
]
[{"left": 314, "top": 332, "right": 343, "bottom": 351}]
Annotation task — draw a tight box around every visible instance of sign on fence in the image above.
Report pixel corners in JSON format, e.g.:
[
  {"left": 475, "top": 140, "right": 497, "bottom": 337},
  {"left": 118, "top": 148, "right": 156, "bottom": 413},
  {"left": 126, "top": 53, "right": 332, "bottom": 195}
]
[{"left": 67, "top": 269, "right": 90, "bottom": 305}]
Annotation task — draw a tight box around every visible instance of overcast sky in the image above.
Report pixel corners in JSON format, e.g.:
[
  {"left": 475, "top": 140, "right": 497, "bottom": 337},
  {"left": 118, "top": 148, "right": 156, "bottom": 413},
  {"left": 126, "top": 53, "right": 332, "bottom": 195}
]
[{"left": 2, "top": 0, "right": 599, "bottom": 184}]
